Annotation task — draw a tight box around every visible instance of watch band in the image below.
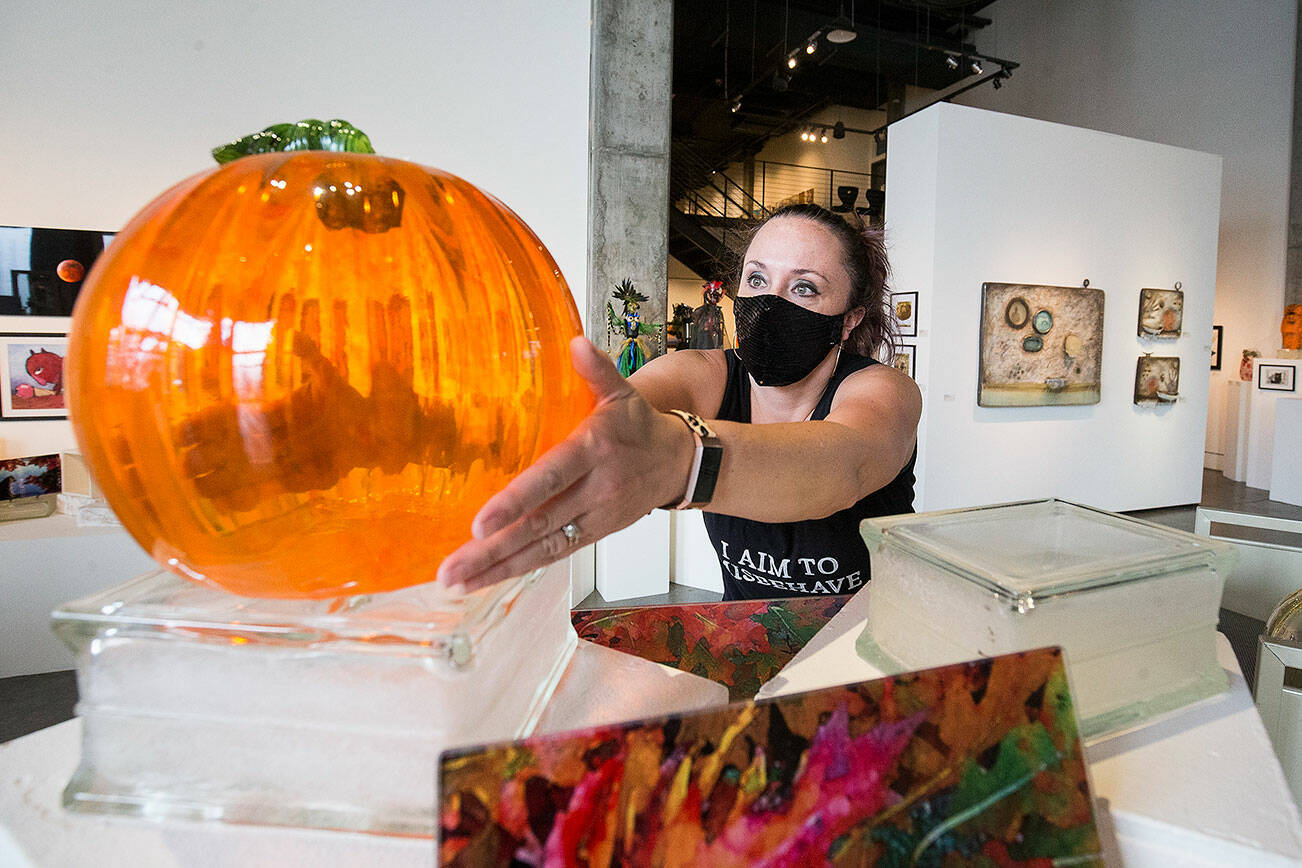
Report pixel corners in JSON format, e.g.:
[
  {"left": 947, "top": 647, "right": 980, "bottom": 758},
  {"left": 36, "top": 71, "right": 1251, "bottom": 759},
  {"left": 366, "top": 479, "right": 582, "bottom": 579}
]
[{"left": 666, "top": 409, "right": 722, "bottom": 509}]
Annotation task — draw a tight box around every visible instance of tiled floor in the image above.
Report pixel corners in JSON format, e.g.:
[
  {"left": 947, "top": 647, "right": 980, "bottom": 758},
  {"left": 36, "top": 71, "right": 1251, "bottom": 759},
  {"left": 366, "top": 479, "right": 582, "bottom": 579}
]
[{"left": 3, "top": 470, "right": 1297, "bottom": 744}]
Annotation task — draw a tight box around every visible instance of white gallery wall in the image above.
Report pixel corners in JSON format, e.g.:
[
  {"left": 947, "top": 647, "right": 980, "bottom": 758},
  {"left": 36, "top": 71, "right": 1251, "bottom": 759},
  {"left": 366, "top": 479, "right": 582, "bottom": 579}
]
[
  {"left": 888, "top": 103, "right": 1221, "bottom": 512},
  {"left": 956, "top": 0, "right": 1296, "bottom": 472},
  {"left": 0, "top": 0, "right": 591, "bottom": 460}
]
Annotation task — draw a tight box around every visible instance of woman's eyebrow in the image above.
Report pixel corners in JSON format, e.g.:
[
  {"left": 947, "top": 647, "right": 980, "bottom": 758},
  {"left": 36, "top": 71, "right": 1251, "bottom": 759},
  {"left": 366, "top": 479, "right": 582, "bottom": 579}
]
[{"left": 792, "top": 268, "right": 827, "bottom": 281}]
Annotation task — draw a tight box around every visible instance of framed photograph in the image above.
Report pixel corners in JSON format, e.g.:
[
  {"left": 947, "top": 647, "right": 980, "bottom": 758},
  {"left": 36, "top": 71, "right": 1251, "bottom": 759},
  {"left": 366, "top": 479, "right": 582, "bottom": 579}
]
[
  {"left": 1, "top": 333, "right": 69, "bottom": 419},
  {"left": 1211, "top": 325, "right": 1223, "bottom": 370},
  {"left": 891, "top": 291, "right": 917, "bottom": 337},
  {"left": 893, "top": 343, "right": 916, "bottom": 379},
  {"left": 978, "top": 282, "right": 1105, "bottom": 407},
  {"left": 0, "top": 225, "right": 113, "bottom": 319},
  {"left": 1137, "top": 287, "right": 1183, "bottom": 338},
  {"left": 1258, "top": 363, "right": 1296, "bottom": 392},
  {"left": 0, "top": 454, "right": 61, "bottom": 500}
]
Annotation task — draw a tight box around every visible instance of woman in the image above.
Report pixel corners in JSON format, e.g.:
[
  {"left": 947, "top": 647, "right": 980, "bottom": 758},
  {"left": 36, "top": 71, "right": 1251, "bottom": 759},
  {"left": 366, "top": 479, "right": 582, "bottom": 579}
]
[{"left": 437, "top": 204, "right": 922, "bottom": 599}]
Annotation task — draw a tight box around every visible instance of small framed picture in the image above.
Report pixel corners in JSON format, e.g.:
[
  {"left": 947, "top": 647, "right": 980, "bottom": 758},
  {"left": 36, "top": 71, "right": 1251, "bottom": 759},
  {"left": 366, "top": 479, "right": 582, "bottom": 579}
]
[
  {"left": 893, "top": 343, "right": 916, "bottom": 379},
  {"left": 891, "top": 291, "right": 918, "bottom": 337},
  {"left": 1, "top": 333, "right": 69, "bottom": 419},
  {"left": 0, "top": 453, "right": 61, "bottom": 499},
  {"left": 1211, "top": 325, "right": 1223, "bottom": 370},
  {"left": 1258, "top": 363, "right": 1296, "bottom": 392}
]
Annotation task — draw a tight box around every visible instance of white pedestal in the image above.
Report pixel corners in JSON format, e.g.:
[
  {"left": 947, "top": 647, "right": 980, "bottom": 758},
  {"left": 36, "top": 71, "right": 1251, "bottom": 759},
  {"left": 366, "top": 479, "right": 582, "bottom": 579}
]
[
  {"left": 1271, "top": 397, "right": 1302, "bottom": 506},
  {"left": 594, "top": 509, "right": 669, "bottom": 600},
  {"left": 1224, "top": 379, "right": 1251, "bottom": 482},
  {"left": 669, "top": 509, "right": 723, "bottom": 593}
]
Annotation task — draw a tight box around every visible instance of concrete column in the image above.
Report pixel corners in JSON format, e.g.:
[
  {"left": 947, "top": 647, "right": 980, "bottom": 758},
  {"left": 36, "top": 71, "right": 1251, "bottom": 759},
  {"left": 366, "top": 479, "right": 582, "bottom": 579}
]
[
  {"left": 1286, "top": 2, "right": 1302, "bottom": 308},
  {"left": 587, "top": 0, "right": 673, "bottom": 361}
]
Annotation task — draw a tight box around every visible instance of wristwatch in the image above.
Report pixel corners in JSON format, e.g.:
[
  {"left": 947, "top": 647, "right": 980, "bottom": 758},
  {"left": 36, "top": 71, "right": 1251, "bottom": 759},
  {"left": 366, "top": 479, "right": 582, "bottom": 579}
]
[{"left": 666, "top": 409, "right": 722, "bottom": 509}]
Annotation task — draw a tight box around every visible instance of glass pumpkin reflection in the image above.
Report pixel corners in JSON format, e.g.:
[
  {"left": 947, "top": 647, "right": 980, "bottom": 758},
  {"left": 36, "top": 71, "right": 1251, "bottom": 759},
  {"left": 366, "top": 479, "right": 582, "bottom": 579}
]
[{"left": 67, "top": 153, "right": 592, "bottom": 598}]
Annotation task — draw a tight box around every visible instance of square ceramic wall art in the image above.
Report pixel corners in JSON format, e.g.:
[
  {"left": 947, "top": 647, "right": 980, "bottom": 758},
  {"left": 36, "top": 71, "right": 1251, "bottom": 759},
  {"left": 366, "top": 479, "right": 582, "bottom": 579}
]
[
  {"left": 1137, "top": 287, "right": 1183, "bottom": 338},
  {"left": 1134, "top": 355, "right": 1180, "bottom": 404},
  {"left": 978, "top": 282, "right": 1105, "bottom": 407}
]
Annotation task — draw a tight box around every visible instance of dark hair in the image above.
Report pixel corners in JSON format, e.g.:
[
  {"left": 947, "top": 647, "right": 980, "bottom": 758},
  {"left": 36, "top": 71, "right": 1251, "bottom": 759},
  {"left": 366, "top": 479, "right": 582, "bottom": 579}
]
[{"left": 736, "top": 203, "right": 896, "bottom": 359}]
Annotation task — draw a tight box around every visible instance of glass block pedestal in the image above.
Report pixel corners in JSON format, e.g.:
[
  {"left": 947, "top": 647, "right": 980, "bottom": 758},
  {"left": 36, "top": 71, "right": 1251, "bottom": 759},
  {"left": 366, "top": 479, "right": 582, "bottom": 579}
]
[{"left": 51, "top": 567, "right": 576, "bottom": 836}]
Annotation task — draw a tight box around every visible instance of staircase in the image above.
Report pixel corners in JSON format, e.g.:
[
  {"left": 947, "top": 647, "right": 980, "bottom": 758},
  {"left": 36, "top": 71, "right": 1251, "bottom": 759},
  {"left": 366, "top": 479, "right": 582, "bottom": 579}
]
[{"left": 668, "top": 143, "right": 767, "bottom": 280}]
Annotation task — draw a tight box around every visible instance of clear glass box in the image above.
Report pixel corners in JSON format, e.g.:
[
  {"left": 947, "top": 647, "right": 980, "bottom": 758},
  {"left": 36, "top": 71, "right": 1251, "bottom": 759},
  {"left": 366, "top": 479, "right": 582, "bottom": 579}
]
[
  {"left": 857, "top": 499, "right": 1235, "bottom": 738},
  {"left": 51, "top": 567, "right": 576, "bottom": 836}
]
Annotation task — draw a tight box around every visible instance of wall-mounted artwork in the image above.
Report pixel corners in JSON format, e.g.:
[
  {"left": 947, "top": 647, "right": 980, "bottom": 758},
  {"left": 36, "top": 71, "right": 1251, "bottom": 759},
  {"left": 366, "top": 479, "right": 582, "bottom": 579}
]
[
  {"left": 1258, "top": 363, "right": 1296, "bottom": 392},
  {"left": 439, "top": 647, "right": 1102, "bottom": 867},
  {"left": 1134, "top": 355, "right": 1180, "bottom": 404},
  {"left": 0, "top": 226, "right": 114, "bottom": 319},
  {"left": 978, "top": 282, "right": 1105, "bottom": 406},
  {"left": 1, "top": 333, "right": 69, "bottom": 419},
  {"left": 893, "top": 343, "right": 916, "bottom": 378},
  {"left": 0, "top": 454, "right": 61, "bottom": 500},
  {"left": 1137, "top": 287, "right": 1183, "bottom": 338},
  {"left": 891, "top": 291, "right": 917, "bottom": 337},
  {"left": 1211, "top": 325, "right": 1223, "bottom": 370}
]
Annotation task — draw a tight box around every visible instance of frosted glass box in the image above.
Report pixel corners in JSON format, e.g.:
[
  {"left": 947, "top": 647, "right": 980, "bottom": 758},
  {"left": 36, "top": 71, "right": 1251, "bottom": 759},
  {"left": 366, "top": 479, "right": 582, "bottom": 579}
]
[
  {"left": 857, "top": 500, "right": 1235, "bottom": 738},
  {"left": 51, "top": 567, "right": 576, "bottom": 836}
]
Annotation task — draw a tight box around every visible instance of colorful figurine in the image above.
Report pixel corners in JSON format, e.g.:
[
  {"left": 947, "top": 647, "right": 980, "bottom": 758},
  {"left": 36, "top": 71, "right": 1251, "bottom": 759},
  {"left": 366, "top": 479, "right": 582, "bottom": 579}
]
[
  {"left": 607, "top": 278, "right": 660, "bottom": 377},
  {"left": 689, "top": 280, "right": 727, "bottom": 349}
]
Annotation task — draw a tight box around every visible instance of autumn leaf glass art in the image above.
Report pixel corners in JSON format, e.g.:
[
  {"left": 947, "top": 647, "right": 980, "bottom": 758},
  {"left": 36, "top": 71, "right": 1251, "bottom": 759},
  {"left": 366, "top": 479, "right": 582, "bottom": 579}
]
[
  {"left": 66, "top": 123, "right": 592, "bottom": 598},
  {"left": 438, "top": 647, "right": 1103, "bottom": 867}
]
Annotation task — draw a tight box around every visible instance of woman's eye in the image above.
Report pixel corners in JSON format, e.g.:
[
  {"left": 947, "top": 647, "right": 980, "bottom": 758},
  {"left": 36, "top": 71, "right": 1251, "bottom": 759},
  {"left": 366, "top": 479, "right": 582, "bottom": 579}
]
[
  {"left": 792, "top": 282, "right": 817, "bottom": 297},
  {"left": 746, "top": 273, "right": 765, "bottom": 288}
]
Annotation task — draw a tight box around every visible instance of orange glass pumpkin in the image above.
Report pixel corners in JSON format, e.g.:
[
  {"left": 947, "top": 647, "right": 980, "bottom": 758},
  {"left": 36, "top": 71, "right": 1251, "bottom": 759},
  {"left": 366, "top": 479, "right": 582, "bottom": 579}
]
[{"left": 67, "top": 153, "right": 592, "bottom": 598}]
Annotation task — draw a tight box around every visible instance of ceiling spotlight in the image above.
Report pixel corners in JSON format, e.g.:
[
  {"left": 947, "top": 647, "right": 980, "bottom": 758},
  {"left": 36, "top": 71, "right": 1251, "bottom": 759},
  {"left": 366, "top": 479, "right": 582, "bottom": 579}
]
[
  {"left": 945, "top": 54, "right": 959, "bottom": 70},
  {"left": 787, "top": 55, "right": 798, "bottom": 69},
  {"left": 833, "top": 121, "right": 845, "bottom": 139},
  {"left": 820, "top": 129, "right": 829, "bottom": 143},
  {"left": 992, "top": 76, "right": 1002, "bottom": 90},
  {"left": 970, "top": 58, "right": 984, "bottom": 75},
  {"left": 800, "top": 130, "right": 808, "bottom": 141},
  {"left": 806, "top": 41, "right": 817, "bottom": 54},
  {"left": 731, "top": 98, "right": 742, "bottom": 113}
]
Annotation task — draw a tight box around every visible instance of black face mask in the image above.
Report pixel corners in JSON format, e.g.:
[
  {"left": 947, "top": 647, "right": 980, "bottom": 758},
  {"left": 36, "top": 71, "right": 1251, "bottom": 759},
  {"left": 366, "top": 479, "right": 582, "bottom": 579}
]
[{"left": 733, "top": 294, "right": 845, "bottom": 387}]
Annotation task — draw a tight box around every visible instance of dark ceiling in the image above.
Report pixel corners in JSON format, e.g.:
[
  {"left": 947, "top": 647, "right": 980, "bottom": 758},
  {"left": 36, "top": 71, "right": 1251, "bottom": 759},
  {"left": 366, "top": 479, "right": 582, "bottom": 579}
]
[{"left": 673, "top": 0, "right": 1005, "bottom": 168}]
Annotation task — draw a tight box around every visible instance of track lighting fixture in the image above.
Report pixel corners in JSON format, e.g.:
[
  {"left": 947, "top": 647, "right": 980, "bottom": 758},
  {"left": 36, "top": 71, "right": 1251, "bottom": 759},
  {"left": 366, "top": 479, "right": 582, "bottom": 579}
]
[
  {"left": 800, "top": 130, "right": 809, "bottom": 141},
  {"left": 970, "top": 58, "right": 984, "bottom": 75},
  {"left": 806, "top": 41, "right": 817, "bottom": 54},
  {"left": 833, "top": 121, "right": 845, "bottom": 139},
  {"left": 787, "top": 55, "right": 798, "bottom": 69},
  {"left": 731, "top": 98, "right": 742, "bottom": 113},
  {"left": 945, "top": 54, "right": 959, "bottom": 70},
  {"left": 820, "top": 128, "right": 828, "bottom": 143}
]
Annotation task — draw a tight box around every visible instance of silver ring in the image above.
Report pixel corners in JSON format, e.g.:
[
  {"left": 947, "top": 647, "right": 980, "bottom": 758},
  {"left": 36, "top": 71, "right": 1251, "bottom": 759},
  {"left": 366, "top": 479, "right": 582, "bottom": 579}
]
[{"left": 560, "top": 521, "right": 581, "bottom": 546}]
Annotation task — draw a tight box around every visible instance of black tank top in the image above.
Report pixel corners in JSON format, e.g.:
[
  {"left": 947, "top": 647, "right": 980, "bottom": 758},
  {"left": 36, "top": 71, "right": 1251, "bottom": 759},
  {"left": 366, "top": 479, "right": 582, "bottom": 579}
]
[{"left": 703, "top": 350, "right": 916, "bottom": 600}]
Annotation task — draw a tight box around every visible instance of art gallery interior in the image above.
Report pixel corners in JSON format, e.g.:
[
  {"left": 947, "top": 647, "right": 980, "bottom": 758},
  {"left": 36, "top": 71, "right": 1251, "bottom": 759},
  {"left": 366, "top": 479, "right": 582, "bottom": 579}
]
[{"left": 1, "top": 0, "right": 1302, "bottom": 865}]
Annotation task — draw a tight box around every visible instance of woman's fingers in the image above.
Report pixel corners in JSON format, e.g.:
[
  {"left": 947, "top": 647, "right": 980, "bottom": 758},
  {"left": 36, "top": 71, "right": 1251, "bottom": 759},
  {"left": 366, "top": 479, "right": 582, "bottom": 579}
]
[
  {"left": 470, "top": 337, "right": 630, "bottom": 538},
  {"left": 450, "top": 506, "right": 597, "bottom": 593}
]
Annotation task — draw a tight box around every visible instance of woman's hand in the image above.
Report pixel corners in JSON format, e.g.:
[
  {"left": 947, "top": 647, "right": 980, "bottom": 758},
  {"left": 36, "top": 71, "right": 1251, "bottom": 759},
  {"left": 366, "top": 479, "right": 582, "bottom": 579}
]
[{"left": 436, "top": 336, "right": 694, "bottom": 592}]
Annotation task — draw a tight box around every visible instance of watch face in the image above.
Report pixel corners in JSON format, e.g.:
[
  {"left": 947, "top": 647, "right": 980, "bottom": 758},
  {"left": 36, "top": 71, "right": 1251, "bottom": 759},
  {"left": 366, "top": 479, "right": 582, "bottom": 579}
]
[{"left": 1033, "top": 309, "right": 1054, "bottom": 334}]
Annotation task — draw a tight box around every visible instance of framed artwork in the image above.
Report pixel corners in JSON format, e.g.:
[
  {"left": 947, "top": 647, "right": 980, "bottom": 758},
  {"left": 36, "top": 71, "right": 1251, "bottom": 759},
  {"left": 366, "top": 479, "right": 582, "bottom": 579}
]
[
  {"left": 1211, "top": 325, "right": 1223, "bottom": 370},
  {"left": 893, "top": 343, "right": 916, "bottom": 379},
  {"left": 439, "top": 647, "right": 1103, "bottom": 867},
  {"left": 1258, "top": 363, "right": 1296, "bottom": 392},
  {"left": 978, "top": 282, "right": 1105, "bottom": 406},
  {"left": 0, "top": 454, "right": 61, "bottom": 500},
  {"left": 1, "top": 333, "right": 69, "bottom": 419},
  {"left": 1134, "top": 355, "right": 1180, "bottom": 404},
  {"left": 0, "top": 225, "right": 113, "bottom": 319},
  {"left": 1137, "top": 287, "right": 1183, "bottom": 338},
  {"left": 891, "top": 291, "right": 917, "bottom": 337}
]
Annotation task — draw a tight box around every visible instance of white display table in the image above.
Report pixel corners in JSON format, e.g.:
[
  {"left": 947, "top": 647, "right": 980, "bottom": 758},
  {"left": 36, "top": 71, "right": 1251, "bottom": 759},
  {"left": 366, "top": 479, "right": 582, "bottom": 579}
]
[{"left": 758, "top": 588, "right": 1302, "bottom": 867}]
